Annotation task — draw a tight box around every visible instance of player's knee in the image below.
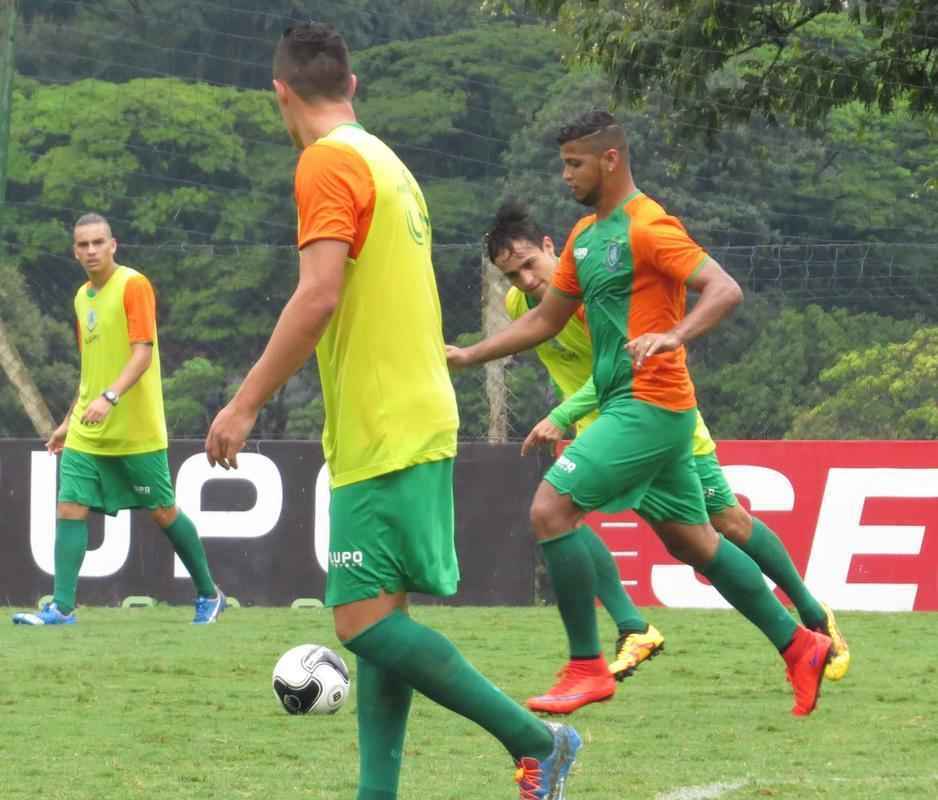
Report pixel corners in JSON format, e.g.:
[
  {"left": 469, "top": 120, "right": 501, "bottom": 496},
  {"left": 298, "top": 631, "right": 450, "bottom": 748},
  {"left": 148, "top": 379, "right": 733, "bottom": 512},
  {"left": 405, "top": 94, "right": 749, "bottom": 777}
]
[
  {"left": 57, "top": 502, "right": 89, "bottom": 520},
  {"left": 333, "top": 615, "right": 355, "bottom": 644},
  {"left": 151, "top": 505, "right": 177, "bottom": 528},
  {"left": 712, "top": 506, "right": 751, "bottom": 545},
  {"left": 655, "top": 522, "right": 719, "bottom": 570},
  {"left": 529, "top": 495, "right": 578, "bottom": 540}
]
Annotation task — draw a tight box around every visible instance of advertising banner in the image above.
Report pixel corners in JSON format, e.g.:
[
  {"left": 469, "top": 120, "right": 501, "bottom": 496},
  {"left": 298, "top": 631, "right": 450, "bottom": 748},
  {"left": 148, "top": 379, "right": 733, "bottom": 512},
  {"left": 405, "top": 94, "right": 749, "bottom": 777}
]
[
  {"left": 0, "top": 440, "right": 541, "bottom": 607},
  {"left": 2, "top": 439, "right": 936, "bottom": 610},
  {"left": 590, "top": 440, "right": 938, "bottom": 612}
]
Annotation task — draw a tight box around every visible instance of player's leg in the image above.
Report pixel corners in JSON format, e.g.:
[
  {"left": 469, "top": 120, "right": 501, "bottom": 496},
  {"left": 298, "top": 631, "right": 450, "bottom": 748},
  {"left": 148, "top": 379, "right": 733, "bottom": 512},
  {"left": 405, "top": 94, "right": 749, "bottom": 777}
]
[
  {"left": 641, "top": 453, "right": 831, "bottom": 715},
  {"left": 700, "top": 453, "right": 849, "bottom": 680},
  {"left": 580, "top": 524, "right": 664, "bottom": 681},
  {"left": 121, "top": 450, "right": 223, "bottom": 622},
  {"left": 338, "top": 593, "right": 413, "bottom": 800},
  {"left": 527, "top": 407, "right": 682, "bottom": 709},
  {"left": 580, "top": 524, "right": 650, "bottom": 635},
  {"left": 526, "top": 481, "right": 617, "bottom": 712},
  {"left": 329, "top": 459, "right": 579, "bottom": 798},
  {"left": 698, "top": 453, "right": 824, "bottom": 628},
  {"left": 13, "top": 448, "right": 103, "bottom": 624}
]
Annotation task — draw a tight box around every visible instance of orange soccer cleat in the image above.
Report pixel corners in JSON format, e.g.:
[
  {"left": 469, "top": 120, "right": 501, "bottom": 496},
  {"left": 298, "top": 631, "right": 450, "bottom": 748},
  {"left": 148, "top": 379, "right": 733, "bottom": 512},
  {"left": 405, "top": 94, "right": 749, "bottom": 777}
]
[
  {"left": 526, "top": 657, "right": 616, "bottom": 715},
  {"left": 783, "top": 626, "right": 832, "bottom": 716}
]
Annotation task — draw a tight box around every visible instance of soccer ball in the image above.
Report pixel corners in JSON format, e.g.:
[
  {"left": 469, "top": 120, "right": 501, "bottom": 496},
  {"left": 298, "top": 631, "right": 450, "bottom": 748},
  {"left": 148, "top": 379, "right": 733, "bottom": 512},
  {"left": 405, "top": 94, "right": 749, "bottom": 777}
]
[{"left": 272, "top": 644, "right": 350, "bottom": 715}]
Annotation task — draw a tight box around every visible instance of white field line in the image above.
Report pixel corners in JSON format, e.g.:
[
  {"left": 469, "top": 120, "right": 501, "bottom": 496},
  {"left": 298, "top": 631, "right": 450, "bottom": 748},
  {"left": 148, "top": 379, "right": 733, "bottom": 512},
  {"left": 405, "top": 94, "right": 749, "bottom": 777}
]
[
  {"left": 656, "top": 775, "right": 938, "bottom": 799},
  {"left": 655, "top": 781, "right": 747, "bottom": 800}
]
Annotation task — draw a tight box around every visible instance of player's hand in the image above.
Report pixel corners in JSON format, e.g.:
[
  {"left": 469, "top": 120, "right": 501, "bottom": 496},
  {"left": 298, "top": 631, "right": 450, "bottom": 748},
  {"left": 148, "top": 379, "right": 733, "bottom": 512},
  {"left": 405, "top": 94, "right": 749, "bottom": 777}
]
[
  {"left": 445, "top": 345, "right": 473, "bottom": 370},
  {"left": 205, "top": 401, "right": 257, "bottom": 470},
  {"left": 80, "top": 396, "right": 112, "bottom": 425},
  {"left": 625, "top": 331, "right": 683, "bottom": 370},
  {"left": 521, "top": 417, "right": 566, "bottom": 456},
  {"left": 46, "top": 423, "right": 68, "bottom": 454}
]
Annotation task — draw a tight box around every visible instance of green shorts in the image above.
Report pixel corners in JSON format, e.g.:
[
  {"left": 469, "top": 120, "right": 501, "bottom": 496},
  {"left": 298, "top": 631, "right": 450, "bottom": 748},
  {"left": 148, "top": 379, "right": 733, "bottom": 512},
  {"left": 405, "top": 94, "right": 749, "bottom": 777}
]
[
  {"left": 545, "top": 401, "right": 708, "bottom": 525},
  {"left": 58, "top": 447, "right": 176, "bottom": 516},
  {"left": 694, "top": 451, "right": 739, "bottom": 516},
  {"left": 324, "top": 458, "right": 460, "bottom": 608}
]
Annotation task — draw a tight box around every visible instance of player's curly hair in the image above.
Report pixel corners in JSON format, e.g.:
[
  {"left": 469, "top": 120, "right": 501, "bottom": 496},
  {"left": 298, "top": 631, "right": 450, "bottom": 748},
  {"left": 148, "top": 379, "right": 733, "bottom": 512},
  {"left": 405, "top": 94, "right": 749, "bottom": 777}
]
[
  {"left": 556, "top": 109, "right": 623, "bottom": 147},
  {"left": 274, "top": 22, "right": 351, "bottom": 101},
  {"left": 484, "top": 199, "right": 547, "bottom": 263}
]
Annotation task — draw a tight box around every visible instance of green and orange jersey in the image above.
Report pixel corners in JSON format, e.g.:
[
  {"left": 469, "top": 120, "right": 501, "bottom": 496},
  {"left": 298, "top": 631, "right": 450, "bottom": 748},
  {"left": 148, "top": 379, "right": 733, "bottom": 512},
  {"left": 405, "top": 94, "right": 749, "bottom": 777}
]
[
  {"left": 295, "top": 122, "right": 458, "bottom": 488},
  {"left": 552, "top": 190, "right": 707, "bottom": 412},
  {"left": 65, "top": 265, "right": 167, "bottom": 455}
]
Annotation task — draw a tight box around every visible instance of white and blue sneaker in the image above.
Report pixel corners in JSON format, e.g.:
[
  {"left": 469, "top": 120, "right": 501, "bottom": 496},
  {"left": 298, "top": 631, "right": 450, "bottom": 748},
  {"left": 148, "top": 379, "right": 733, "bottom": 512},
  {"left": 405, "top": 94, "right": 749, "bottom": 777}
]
[
  {"left": 514, "top": 722, "right": 582, "bottom": 799},
  {"left": 193, "top": 588, "right": 226, "bottom": 624},
  {"left": 12, "top": 601, "right": 77, "bottom": 626}
]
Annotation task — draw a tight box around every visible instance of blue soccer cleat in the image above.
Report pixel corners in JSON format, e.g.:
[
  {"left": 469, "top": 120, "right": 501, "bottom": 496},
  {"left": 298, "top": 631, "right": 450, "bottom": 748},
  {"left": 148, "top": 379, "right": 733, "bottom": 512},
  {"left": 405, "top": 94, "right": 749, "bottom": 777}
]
[
  {"left": 515, "top": 721, "right": 582, "bottom": 799},
  {"left": 12, "top": 601, "right": 76, "bottom": 626},
  {"left": 193, "top": 588, "right": 226, "bottom": 624}
]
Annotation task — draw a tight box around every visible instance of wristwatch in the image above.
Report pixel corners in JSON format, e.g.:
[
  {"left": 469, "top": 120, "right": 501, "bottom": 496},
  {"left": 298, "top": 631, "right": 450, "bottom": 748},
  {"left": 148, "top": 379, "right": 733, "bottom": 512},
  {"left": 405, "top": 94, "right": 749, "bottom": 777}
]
[{"left": 102, "top": 390, "right": 119, "bottom": 406}]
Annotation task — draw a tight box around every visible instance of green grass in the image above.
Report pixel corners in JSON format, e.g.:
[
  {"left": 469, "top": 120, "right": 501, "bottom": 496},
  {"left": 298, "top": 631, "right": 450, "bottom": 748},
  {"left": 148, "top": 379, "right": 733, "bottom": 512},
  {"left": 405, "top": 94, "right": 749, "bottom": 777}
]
[{"left": 1, "top": 606, "right": 936, "bottom": 799}]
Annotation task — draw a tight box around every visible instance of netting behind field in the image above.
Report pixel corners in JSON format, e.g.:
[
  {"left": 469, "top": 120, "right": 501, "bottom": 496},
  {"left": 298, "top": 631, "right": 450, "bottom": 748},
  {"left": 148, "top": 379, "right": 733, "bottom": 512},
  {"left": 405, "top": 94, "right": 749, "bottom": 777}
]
[
  {"left": 3, "top": 236, "right": 938, "bottom": 440},
  {"left": 3, "top": 3, "right": 938, "bottom": 441}
]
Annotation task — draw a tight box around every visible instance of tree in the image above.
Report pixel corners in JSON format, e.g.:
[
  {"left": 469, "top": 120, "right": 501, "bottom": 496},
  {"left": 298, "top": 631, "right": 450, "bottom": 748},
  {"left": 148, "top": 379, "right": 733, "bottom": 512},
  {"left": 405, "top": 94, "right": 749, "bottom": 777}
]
[
  {"left": 0, "top": 260, "right": 76, "bottom": 435},
  {"left": 789, "top": 328, "right": 938, "bottom": 439},
  {"left": 163, "top": 356, "right": 226, "bottom": 436},
  {"left": 16, "top": 0, "right": 484, "bottom": 89},
  {"left": 692, "top": 304, "right": 920, "bottom": 438},
  {"left": 526, "top": 1, "right": 938, "bottom": 132}
]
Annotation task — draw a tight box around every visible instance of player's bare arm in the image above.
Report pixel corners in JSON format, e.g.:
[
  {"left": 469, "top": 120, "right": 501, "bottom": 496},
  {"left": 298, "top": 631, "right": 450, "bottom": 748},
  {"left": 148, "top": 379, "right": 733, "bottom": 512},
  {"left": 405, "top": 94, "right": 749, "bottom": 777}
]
[
  {"left": 205, "top": 239, "right": 348, "bottom": 470},
  {"left": 80, "top": 342, "right": 153, "bottom": 425},
  {"left": 47, "top": 394, "right": 78, "bottom": 453},
  {"left": 446, "top": 287, "right": 579, "bottom": 368},
  {"left": 627, "top": 259, "right": 742, "bottom": 369}
]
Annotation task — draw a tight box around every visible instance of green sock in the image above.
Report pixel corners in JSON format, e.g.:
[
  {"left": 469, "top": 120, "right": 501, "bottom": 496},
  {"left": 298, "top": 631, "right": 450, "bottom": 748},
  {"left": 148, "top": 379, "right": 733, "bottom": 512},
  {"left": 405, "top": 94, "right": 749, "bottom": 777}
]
[
  {"left": 356, "top": 656, "right": 412, "bottom": 800},
  {"left": 701, "top": 536, "right": 798, "bottom": 651},
  {"left": 344, "top": 611, "right": 553, "bottom": 762},
  {"left": 162, "top": 512, "right": 215, "bottom": 597},
  {"left": 742, "top": 518, "right": 826, "bottom": 630},
  {"left": 581, "top": 526, "right": 647, "bottom": 633},
  {"left": 52, "top": 518, "right": 88, "bottom": 615},
  {"left": 541, "top": 527, "right": 600, "bottom": 658}
]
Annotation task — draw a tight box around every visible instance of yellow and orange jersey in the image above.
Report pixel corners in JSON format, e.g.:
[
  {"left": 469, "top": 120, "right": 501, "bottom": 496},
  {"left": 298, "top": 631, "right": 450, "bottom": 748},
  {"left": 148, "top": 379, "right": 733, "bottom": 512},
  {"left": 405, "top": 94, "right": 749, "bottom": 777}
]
[
  {"left": 66, "top": 265, "right": 167, "bottom": 455},
  {"left": 505, "top": 287, "right": 598, "bottom": 433},
  {"left": 295, "top": 122, "right": 458, "bottom": 488}
]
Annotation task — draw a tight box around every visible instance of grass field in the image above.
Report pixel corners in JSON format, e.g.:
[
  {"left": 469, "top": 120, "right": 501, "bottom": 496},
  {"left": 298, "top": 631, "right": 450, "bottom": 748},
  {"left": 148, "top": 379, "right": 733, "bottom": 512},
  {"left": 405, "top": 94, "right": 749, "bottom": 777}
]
[{"left": 2, "top": 605, "right": 936, "bottom": 799}]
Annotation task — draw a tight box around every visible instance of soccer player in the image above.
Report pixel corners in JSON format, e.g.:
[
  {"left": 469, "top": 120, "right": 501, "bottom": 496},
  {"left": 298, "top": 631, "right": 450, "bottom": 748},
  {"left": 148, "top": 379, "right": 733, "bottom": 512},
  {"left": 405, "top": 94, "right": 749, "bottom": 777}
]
[
  {"left": 12, "top": 214, "right": 224, "bottom": 626},
  {"left": 489, "top": 201, "right": 849, "bottom": 684},
  {"left": 204, "top": 23, "right": 579, "bottom": 800},
  {"left": 490, "top": 201, "right": 666, "bottom": 682},
  {"left": 448, "top": 111, "right": 833, "bottom": 717}
]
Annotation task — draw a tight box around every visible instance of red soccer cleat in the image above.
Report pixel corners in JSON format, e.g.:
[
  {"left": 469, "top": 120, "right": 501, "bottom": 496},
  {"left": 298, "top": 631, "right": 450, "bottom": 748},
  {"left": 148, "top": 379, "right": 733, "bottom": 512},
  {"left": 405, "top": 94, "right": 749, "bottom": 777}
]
[
  {"left": 783, "top": 626, "right": 832, "bottom": 717},
  {"left": 526, "top": 657, "right": 616, "bottom": 715}
]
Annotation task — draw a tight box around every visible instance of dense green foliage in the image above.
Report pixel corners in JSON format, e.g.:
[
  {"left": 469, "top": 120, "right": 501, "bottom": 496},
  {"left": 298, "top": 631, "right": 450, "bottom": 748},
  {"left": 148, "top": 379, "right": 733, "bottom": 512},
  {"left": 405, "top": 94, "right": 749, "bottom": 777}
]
[
  {"left": 2, "top": 2, "right": 936, "bottom": 439},
  {"left": 526, "top": 1, "right": 938, "bottom": 133}
]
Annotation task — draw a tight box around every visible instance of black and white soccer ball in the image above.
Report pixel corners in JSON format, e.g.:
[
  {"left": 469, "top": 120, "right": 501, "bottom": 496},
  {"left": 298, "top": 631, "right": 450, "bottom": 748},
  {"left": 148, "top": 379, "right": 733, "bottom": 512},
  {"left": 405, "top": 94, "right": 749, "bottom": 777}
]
[{"left": 272, "top": 644, "right": 350, "bottom": 715}]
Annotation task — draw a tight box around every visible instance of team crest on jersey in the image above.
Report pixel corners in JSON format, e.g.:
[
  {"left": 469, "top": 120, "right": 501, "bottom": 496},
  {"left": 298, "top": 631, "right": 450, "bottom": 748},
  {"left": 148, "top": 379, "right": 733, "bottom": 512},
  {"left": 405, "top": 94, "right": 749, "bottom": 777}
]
[
  {"left": 606, "top": 242, "right": 622, "bottom": 271},
  {"left": 573, "top": 247, "right": 589, "bottom": 261},
  {"left": 86, "top": 308, "right": 97, "bottom": 331}
]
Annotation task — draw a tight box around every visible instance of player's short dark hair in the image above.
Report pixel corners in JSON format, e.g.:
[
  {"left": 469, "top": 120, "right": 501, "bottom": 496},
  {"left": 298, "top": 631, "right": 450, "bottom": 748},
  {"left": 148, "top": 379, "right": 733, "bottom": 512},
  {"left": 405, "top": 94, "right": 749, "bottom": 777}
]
[
  {"left": 273, "top": 22, "right": 351, "bottom": 102},
  {"left": 74, "top": 213, "right": 111, "bottom": 233},
  {"left": 556, "top": 109, "right": 626, "bottom": 151},
  {"left": 485, "top": 200, "right": 547, "bottom": 263}
]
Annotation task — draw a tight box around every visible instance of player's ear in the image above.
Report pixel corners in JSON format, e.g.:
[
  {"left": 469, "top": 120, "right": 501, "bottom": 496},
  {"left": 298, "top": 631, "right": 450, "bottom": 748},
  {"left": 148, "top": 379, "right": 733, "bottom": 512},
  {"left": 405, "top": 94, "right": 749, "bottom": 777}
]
[
  {"left": 347, "top": 73, "right": 358, "bottom": 101},
  {"left": 542, "top": 236, "right": 556, "bottom": 257},
  {"left": 272, "top": 79, "right": 289, "bottom": 105}
]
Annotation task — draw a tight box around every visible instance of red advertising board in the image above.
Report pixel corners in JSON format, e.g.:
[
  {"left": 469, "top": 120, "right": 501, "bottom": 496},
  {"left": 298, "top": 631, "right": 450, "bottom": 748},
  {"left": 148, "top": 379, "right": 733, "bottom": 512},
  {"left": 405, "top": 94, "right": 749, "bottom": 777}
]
[{"left": 590, "top": 440, "right": 938, "bottom": 611}]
